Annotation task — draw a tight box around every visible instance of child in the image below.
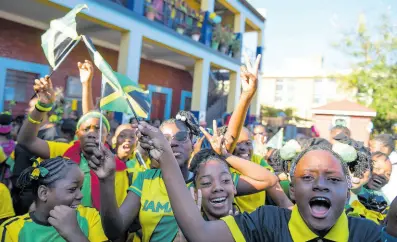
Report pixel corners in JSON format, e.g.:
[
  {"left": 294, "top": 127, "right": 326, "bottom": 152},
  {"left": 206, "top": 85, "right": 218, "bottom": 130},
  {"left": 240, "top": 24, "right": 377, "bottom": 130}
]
[
  {"left": 0, "top": 157, "right": 107, "bottom": 241},
  {"left": 137, "top": 122, "right": 397, "bottom": 242},
  {"left": 367, "top": 152, "right": 392, "bottom": 192},
  {"left": 17, "top": 76, "right": 128, "bottom": 210}
]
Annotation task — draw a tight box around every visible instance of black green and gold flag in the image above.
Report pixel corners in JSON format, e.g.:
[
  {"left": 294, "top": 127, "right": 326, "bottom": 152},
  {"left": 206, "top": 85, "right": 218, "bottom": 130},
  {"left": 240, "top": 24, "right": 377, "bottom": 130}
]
[
  {"left": 41, "top": 4, "right": 87, "bottom": 70},
  {"left": 82, "top": 35, "right": 150, "bottom": 118}
]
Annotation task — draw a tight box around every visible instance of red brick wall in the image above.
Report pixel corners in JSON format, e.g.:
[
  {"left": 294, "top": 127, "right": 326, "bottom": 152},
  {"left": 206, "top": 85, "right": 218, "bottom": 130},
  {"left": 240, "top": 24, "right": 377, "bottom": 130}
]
[
  {"left": 313, "top": 114, "right": 372, "bottom": 144},
  {"left": 0, "top": 18, "right": 118, "bottom": 116},
  {"left": 0, "top": 18, "right": 193, "bottom": 118},
  {"left": 139, "top": 58, "right": 193, "bottom": 117}
]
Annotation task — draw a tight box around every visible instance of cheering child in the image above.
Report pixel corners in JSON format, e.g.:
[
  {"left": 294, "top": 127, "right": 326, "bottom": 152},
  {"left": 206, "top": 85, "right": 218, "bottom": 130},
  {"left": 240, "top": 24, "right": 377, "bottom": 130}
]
[{"left": 0, "top": 157, "right": 107, "bottom": 241}]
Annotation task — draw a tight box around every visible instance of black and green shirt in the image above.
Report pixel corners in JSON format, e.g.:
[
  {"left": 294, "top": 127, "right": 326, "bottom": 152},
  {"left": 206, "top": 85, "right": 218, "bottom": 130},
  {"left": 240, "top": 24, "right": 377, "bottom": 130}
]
[{"left": 221, "top": 205, "right": 393, "bottom": 242}]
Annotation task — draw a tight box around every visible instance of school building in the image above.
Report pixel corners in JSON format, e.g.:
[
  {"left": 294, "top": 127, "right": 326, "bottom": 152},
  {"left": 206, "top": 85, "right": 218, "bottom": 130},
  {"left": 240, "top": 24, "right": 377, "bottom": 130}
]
[{"left": 0, "top": 0, "right": 265, "bottom": 123}]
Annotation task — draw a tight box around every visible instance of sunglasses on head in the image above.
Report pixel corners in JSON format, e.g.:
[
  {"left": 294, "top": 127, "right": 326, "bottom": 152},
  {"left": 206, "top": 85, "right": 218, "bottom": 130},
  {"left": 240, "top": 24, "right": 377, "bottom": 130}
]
[{"left": 164, "top": 131, "right": 190, "bottom": 142}]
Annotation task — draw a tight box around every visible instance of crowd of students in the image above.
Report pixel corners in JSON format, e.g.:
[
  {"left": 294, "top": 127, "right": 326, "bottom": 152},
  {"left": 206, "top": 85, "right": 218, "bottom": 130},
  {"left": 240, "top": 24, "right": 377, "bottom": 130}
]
[{"left": 0, "top": 55, "right": 397, "bottom": 241}]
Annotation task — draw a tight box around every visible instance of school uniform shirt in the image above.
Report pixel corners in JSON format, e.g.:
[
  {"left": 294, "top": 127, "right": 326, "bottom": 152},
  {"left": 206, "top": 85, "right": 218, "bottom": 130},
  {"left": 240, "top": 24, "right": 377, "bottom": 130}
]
[
  {"left": 46, "top": 141, "right": 129, "bottom": 209},
  {"left": 0, "top": 183, "right": 15, "bottom": 220},
  {"left": 0, "top": 205, "right": 107, "bottom": 242},
  {"left": 129, "top": 169, "right": 240, "bottom": 242},
  {"left": 231, "top": 154, "right": 274, "bottom": 213},
  {"left": 221, "top": 205, "right": 389, "bottom": 242}
]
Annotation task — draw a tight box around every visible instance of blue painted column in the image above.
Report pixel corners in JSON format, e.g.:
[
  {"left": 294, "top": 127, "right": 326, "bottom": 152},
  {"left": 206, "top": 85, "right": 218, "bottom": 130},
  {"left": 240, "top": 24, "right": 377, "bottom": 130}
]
[
  {"left": 200, "top": 0, "right": 215, "bottom": 46},
  {"left": 126, "top": 0, "right": 145, "bottom": 15}
]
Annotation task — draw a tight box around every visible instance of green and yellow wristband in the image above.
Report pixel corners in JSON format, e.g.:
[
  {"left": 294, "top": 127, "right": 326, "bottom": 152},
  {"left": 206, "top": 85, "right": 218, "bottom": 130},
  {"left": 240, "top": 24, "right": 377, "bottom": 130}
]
[{"left": 35, "top": 101, "right": 53, "bottom": 112}]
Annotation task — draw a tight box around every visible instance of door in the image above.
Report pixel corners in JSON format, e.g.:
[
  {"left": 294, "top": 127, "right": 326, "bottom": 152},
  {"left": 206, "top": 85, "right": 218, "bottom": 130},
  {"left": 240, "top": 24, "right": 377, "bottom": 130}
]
[{"left": 150, "top": 92, "right": 166, "bottom": 120}]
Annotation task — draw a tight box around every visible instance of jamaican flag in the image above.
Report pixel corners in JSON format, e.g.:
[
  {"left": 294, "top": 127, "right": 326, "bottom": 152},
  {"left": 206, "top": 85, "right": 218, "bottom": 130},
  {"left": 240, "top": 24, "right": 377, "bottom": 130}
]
[
  {"left": 41, "top": 4, "right": 87, "bottom": 70},
  {"left": 82, "top": 35, "right": 150, "bottom": 118}
]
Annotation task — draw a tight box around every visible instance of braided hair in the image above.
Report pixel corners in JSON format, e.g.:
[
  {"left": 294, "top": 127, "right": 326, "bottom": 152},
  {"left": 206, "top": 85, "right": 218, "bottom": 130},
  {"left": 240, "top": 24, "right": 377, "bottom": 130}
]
[
  {"left": 289, "top": 145, "right": 352, "bottom": 188},
  {"left": 189, "top": 149, "right": 230, "bottom": 185},
  {"left": 333, "top": 133, "right": 372, "bottom": 178},
  {"left": 17, "top": 157, "right": 77, "bottom": 198},
  {"left": 160, "top": 111, "right": 200, "bottom": 139}
]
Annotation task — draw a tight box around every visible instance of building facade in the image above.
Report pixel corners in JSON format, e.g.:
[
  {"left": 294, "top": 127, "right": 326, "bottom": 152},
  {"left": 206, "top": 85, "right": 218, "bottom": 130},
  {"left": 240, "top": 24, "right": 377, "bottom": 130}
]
[{"left": 0, "top": 0, "right": 265, "bottom": 122}]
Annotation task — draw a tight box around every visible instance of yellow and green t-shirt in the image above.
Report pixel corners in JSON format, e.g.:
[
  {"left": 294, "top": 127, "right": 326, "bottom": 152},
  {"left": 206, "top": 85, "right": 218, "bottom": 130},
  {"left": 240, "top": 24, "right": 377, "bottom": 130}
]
[
  {"left": 126, "top": 151, "right": 152, "bottom": 184},
  {"left": 128, "top": 169, "right": 193, "bottom": 242},
  {"left": 0, "top": 206, "right": 107, "bottom": 242},
  {"left": 129, "top": 168, "right": 240, "bottom": 242},
  {"left": 221, "top": 205, "right": 383, "bottom": 241},
  {"left": 231, "top": 154, "right": 274, "bottom": 213},
  {"left": 0, "top": 183, "right": 15, "bottom": 221}
]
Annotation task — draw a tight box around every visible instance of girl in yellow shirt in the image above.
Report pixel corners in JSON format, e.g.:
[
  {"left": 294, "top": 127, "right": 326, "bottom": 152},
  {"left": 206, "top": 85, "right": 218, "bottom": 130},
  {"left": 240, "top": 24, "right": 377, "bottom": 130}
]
[{"left": 0, "top": 157, "right": 107, "bottom": 242}]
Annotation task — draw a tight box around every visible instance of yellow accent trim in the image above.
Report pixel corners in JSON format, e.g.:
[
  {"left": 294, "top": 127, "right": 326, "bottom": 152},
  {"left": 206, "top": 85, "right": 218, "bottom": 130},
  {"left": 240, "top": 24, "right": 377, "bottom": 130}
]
[
  {"left": 288, "top": 205, "right": 349, "bottom": 241},
  {"left": 28, "top": 115, "right": 42, "bottom": 125},
  {"left": 35, "top": 103, "right": 53, "bottom": 112},
  {"left": 100, "top": 90, "right": 123, "bottom": 106},
  {"left": 130, "top": 186, "right": 142, "bottom": 196},
  {"left": 220, "top": 216, "right": 246, "bottom": 242}
]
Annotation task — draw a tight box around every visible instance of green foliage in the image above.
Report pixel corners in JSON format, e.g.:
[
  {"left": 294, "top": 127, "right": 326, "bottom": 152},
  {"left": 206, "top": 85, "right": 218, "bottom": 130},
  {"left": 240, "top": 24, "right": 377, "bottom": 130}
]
[{"left": 334, "top": 13, "right": 397, "bottom": 133}]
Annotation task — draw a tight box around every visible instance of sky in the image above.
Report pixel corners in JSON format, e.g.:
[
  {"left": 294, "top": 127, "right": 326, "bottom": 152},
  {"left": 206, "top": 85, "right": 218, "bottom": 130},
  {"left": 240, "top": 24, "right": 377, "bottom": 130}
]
[{"left": 244, "top": 0, "right": 397, "bottom": 71}]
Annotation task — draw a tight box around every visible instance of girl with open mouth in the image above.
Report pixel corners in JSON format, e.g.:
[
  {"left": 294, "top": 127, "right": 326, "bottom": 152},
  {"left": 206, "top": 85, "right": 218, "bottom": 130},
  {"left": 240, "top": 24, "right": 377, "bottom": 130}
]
[{"left": 0, "top": 157, "right": 107, "bottom": 241}]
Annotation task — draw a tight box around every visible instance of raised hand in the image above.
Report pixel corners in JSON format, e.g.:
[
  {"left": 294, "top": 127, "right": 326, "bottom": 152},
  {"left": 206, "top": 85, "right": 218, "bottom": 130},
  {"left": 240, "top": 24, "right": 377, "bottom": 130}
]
[
  {"left": 48, "top": 205, "right": 82, "bottom": 240},
  {"left": 33, "top": 76, "right": 56, "bottom": 105},
  {"left": 199, "top": 120, "right": 228, "bottom": 156},
  {"left": 87, "top": 144, "right": 116, "bottom": 180},
  {"left": 174, "top": 188, "right": 202, "bottom": 242},
  {"left": 78, "top": 60, "right": 94, "bottom": 84},
  {"left": 192, "top": 136, "right": 205, "bottom": 156},
  {"left": 240, "top": 53, "right": 261, "bottom": 97},
  {"left": 136, "top": 121, "right": 172, "bottom": 162}
]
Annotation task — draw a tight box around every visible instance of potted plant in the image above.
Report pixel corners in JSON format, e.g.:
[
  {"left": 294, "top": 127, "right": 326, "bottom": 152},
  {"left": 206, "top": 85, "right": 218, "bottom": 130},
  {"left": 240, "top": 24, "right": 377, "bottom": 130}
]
[
  {"left": 176, "top": 23, "right": 187, "bottom": 34},
  {"left": 220, "top": 26, "right": 233, "bottom": 54},
  {"left": 191, "top": 27, "right": 201, "bottom": 41},
  {"left": 211, "top": 24, "right": 222, "bottom": 50},
  {"left": 146, "top": 4, "right": 156, "bottom": 21},
  {"left": 231, "top": 37, "right": 241, "bottom": 58}
]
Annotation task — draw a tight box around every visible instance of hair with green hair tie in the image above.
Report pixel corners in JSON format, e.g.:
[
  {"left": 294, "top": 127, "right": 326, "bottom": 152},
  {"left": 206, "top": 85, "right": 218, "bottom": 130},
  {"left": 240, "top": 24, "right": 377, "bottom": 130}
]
[
  {"left": 77, "top": 111, "right": 110, "bottom": 132},
  {"left": 332, "top": 142, "right": 357, "bottom": 163}
]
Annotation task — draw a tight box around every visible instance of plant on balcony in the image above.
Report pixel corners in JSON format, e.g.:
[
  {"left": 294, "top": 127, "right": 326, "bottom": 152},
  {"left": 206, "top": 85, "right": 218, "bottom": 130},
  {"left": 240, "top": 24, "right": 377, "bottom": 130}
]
[
  {"left": 211, "top": 24, "right": 222, "bottom": 50},
  {"left": 145, "top": 4, "right": 156, "bottom": 21},
  {"left": 191, "top": 27, "right": 201, "bottom": 41},
  {"left": 220, "top": 26, "right": 233, "bottom": 54},
  {"left": 231, "top": 37, "right": 241, "bottom": 58},
  {"left": 176, "top": 23, "right": 187, "bottom": 35}
]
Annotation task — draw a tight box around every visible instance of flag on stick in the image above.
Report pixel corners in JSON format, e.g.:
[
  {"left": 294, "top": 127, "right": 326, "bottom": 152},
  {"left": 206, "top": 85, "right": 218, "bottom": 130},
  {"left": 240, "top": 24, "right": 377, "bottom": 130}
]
[
  {"left": 41, "top": 4, "right": 87, "bottom": 71},
  {"left": 82, "top": 35, "right": 150, "bottom": 118},
  {"left": 266, "top": 128, "right": 284, "bottom": 149}
]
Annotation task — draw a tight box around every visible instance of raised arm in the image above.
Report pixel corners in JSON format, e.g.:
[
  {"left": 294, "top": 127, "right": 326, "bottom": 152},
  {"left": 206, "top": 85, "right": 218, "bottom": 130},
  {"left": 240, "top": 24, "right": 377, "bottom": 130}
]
[
  {"left": 78, "top": 60, "right": 95, "bottom": 114},
  {"left": 137, "top": 122, "right": 234, "bottom": 242},
  {"left": 88, "top": 145, "right": 141, "bottom": 240},
  {"left": 201, "top": 121, "right": 277, "bottom": 196},
  {"left": 17, "top": 76, "right": 54, "bottom": 159},
  {"left": 225, "top": 54, "right": 261, "bottom": 153}
]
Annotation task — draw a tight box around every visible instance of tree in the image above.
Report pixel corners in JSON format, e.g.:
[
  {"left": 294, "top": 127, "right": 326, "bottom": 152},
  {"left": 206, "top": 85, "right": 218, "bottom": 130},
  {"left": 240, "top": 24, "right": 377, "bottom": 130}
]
[{"left": 335, "top": 13, "right": 397, "bottom": 133}]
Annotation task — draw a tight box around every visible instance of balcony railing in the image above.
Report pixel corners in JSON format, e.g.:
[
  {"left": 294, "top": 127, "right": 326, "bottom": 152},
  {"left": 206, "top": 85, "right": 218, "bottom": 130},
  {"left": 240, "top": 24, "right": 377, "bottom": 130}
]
[{"left": 108, "top": 0, "right": 242, "bottom": 60}]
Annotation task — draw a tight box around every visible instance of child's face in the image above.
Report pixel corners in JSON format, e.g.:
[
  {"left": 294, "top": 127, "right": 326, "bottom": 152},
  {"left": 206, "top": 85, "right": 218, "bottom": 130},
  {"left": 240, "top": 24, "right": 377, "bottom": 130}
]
[
  {"left": 293, "top": 150, "right": 349, "bottom": 235},
  {"left": 233, "top": 128, "right": 253, "bottom": 160},
  {"left": 195, "top": 160, "right": 236, "bottom": 220},
  {"left": 45, "top": 166, "right": 84, "bottom": 209},
  {"left": 116, "top": 126, "right": 137, "bottom": 160},
  {"left": 349, "top": 169, "right": 371, "bottom": 191},
  {"left": 160, "top": 122, "right": 193, "bottom": 166},
  {"left": 367, "top": 156, "right": 392, "bottom": 191},
  {"left": 369, "top": 140, "right": 392, "bottom": 156}
]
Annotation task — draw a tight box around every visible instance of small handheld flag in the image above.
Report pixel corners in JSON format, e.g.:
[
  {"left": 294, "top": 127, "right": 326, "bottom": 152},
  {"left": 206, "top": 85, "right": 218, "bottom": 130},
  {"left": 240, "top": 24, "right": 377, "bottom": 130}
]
[{"left": 41, "top": 4, "right": 87, "bottom": 74}]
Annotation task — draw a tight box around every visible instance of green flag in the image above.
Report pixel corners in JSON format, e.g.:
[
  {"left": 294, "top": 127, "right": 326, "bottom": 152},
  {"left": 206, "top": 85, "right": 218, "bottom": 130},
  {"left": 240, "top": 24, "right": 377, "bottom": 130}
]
[{"left": 41, "top": 4, "right": 87, "bottom": 70}]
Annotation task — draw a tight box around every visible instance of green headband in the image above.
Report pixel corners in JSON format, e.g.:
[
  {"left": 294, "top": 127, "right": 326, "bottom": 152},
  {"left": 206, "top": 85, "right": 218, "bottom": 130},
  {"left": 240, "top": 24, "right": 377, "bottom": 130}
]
[{"left": 77, "top": 111, "right": 110, "bottom": 132}]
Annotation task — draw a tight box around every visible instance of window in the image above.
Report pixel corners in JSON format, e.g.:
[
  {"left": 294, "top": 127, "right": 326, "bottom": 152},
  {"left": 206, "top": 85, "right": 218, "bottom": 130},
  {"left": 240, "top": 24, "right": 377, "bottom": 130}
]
[
  {"left": 4, "top": 69, "right": 38, "bottom": 102},
  {"left": 313, "top": 79, "right": 324, "bottom": 105},
  {"left": 66, "top": 76, "right": 82, "bottom": 99},
  {"left": 274, "top": 79, "right": 284, "bottom": 103}
]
